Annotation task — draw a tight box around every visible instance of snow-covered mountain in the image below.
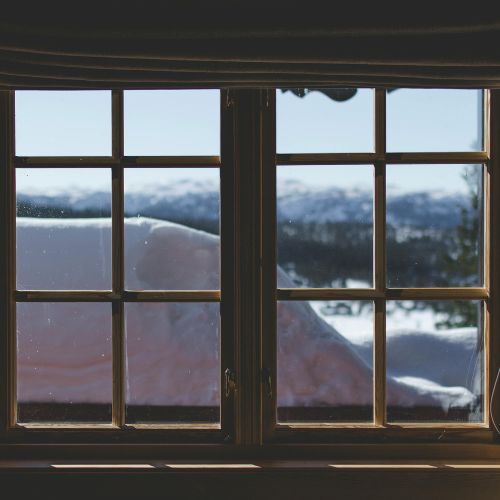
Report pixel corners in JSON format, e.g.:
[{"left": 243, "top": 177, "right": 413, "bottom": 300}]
[
  {"left": 16, "top": 178, "right": 469, "bottom": 228},
  {"left": 278, "top": 179, "right": 470, "bottom": 227}
]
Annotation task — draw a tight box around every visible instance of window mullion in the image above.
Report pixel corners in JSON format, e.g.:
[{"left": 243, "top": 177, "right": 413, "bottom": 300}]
[
  {"left": 0, "top": 91, "right": 15, "bottom": 434},
  {"left": 374, "top": 89, "right": 387, "bottom": 427},
  {"left": 487, "top": 90, "right": 500, "bottom": 434},
  {"left": 219, "top": 89, "right": 237, "bottom": 441},
  {"left": 261, "top": 88, "right": 277, "bottom": 443},
  {"left": 111, "top": 90, "right": 125, "bottom": 428},
  {"left": 230, "top": 89, "right": 266, "bottom": 445}
]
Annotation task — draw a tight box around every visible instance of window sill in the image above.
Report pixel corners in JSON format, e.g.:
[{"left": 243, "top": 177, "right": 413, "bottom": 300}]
[
  {"left": 2, "top": 459, "right": 500, "bottom": 500},
  {"left": 2, "top": 459, "right": 500, "bottom": 472}
]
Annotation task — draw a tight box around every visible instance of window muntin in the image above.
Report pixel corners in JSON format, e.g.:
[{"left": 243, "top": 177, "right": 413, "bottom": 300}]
[{"left": 271, "top": 88, "right": 489, "bottom": 435}]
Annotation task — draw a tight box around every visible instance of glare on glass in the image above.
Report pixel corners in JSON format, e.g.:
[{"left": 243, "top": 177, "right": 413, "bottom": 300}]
[
  {"left": 16, "top": 168, "right": 112, "bottom": 290},
  {"left": 15, "top": 91, "right": 112, "bottom": 156},
  {"left": 124, "top": 168, "right": 220, "bottom": 290},
  {"left": 277, "top": 165, "right": 373, "bottom": 288},
  {"left": 17, "top": 302, "right": 112, "bottom": 423},
  {"left": 386, "top": 300, "right": 483, "bottom": 423},
  {"left": 125, "top": 302, "right": 220, "bottom": 424},
  {"left": 387, "top": 89, "right": 483, "bottom": 152},
  {"left": 124, "top": 90, "right": 220, "bottom": 156},
  {"left": 276, "top": 88, "right": 374, "bottom": 153},
  {"left": 277, "top": 300, "right": 373, "bottom": 423},
  {"left": 386, "top": 164, "right": 483, "bottom": 287}
]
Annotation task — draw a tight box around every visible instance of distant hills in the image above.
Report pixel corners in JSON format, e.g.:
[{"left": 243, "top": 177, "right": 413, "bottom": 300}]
[{"left": 16, "top": 178, "right": 470, "bottom": 229}]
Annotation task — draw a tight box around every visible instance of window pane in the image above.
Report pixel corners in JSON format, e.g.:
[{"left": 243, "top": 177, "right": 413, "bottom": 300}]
[
  {"left": 387, "top": 89, "right": 483, "bottom": 152},
  {"left": 17, "top": 168, "right": 112, "bottom": 290},
  {"left": 124, "top": 168, "right": 220, "bottom": 290},
  {"left": 125, "top": 302, "right": 220, "bottom": 424},
  {"left": 386, "top": 300, "right": 483, "bottom": 423},
  {"left": 277, "top": 165, "right": 373, "bottom": 288},
  {"left": 17, "top": 302, "right": 112, "bottom": 423},
  {"left": 276, "top": 88, "right": 374, "bottom": 153},
  {"left": 387, "top": 164, "right": 483, "bottom": 287},
  {"left": 124, "top": 90, "right": 220, "bottom": 156},
  {"left": 15, "top": 91, "right": 112, "bottom": 156},
  {"left": 277, "top": 300, "right": 373, "bottom": 422}
]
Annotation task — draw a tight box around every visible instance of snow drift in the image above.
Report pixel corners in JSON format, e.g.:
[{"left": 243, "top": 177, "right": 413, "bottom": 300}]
[{"left": 16, "top": 217, "right": 482, "bottom": 417}]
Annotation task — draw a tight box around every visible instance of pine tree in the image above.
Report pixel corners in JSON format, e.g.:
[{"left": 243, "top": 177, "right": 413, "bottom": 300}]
[{"left": 432, "top": 165, "right": 482, "bottom": 328}]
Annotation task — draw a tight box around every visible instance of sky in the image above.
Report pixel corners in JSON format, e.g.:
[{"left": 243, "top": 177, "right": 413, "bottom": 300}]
[{"left": 14, "top": 88, "right": 483, "bottom": 194}]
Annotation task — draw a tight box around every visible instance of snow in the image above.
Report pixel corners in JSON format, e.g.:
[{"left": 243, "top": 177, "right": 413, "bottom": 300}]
[
  {"left": 16, "top": 217, "right": 481, "bottom": 416},
  {"left": 314, "top": 301, "right": 482, "bottom": 399}
]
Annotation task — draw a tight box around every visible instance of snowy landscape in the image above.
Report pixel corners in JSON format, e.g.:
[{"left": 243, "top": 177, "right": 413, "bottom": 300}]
[
  {"left": 15, "top": 175, "right": 484, "bottom": 423},
  {"left": 10, "top": 87, "right": 486, "bottom": 423}
]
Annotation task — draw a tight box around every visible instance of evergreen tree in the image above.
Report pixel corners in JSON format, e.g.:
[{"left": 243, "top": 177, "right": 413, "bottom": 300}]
[{"left": 432, "top": 165, "right": 482, "bottom": 328}]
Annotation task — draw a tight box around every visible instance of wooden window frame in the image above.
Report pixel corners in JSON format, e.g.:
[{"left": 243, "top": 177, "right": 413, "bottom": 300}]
[
  {"left": 0, "top": 89, "right": 237, "bottom": 444},
  {"left": 261, "top": 88, "right": 500, "bottom": 445},
  {"left": 0, "top": 88, "right": 498, "bottom": 460}
]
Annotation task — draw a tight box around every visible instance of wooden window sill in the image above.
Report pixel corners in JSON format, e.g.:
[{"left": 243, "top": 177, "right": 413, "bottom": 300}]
[
  {"left": 2, "top": 459, "right": 500, "bottom": 499},
  {"left": 2, "top": 459, "right": 500, "bottom": 472}
]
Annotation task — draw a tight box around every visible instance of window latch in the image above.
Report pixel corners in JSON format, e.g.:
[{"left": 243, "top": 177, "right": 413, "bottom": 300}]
[
  {"left": 261, "top": 89, "right": 271, "bottom": 109},
  {"left": 225, "top": 90, "right": 234, "bottom": 109},
  {"left": 224, "top": 367, "right": 236, "bottom": 398},
  {"left": 262, "top": 367, "right": 272, "bottom": 398}
]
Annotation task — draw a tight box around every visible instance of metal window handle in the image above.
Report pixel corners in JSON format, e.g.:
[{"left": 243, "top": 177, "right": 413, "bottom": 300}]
[
  {"left": 225, "top": 90, "right": 234, "bottom": 109},
  {"left": 262, "top": 367, "right": 272, "bottom": 398},
  {"left": 261, "top": 89, "right": 271, "bottom": 109},
  {"left": 224, "top": 368, "right": 236, "bottom": 398}
]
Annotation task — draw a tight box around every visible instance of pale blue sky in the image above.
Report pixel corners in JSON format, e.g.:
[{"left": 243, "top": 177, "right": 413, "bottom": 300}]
[
  {"left": 15, "top": 88, "right": 483, "bottom": 194},
  {"left": 277, "top": 88, "right": 482, "bottom": 192}
]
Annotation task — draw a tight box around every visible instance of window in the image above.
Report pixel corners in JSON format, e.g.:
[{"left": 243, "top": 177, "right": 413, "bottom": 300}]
[
  {"left": 4, "top": 89, "right": 234, "bottom": 443},
  {"left": 263, "top": 88, "right": 494, "bottom": 443},
  {"left": 0, "top": 88, "right": 498, "bottom": 454}
]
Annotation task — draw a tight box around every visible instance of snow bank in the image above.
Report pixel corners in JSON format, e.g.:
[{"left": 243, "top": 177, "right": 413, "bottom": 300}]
[{"left": 16, "top": 217, "right": 480, "bottom": 415}]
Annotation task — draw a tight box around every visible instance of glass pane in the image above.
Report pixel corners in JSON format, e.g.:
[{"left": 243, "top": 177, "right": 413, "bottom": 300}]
[
  {"left": 277, "top": 165, "right": 373, "bottom": 288},
  {"left": 15, "top": 91, "right": 112, "bottom": 156},
  {"left": 124, "top": 168, "right": 220, "bottom": 290},
  {"left": 277, "top": 300, "right": 373, "bottom": 422},
  {"left": 17, "top": 302, "right": 112, "bottom": 423},
  {"left": 386, "top": 300, "right": 483, "bottom": 423},
  {"left": 276, "top": 88, "right": 374, "bottom": 153},
  {"left": 17, "top": 169, "right": 112, "bottom": 290},
  {"left": 125, "top": 302, "right": 220, "bottom": 424},
  {"left": 387, "top": 164, "right": 483, "bottom": 287},
  {"left": 387, "top": 89, "right": 483, "bottom": 152},
  {"left": 124, "top": 90, "right": 220, "bottom": 156}
]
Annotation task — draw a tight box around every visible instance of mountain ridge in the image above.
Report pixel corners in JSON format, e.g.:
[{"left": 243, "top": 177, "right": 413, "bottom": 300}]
[{"left": 17, "top": 179, "right": 472, "bottom": 228}]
